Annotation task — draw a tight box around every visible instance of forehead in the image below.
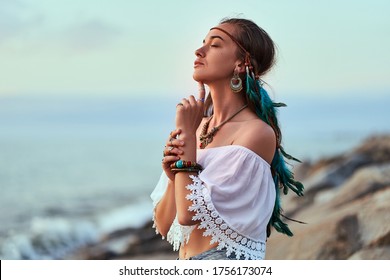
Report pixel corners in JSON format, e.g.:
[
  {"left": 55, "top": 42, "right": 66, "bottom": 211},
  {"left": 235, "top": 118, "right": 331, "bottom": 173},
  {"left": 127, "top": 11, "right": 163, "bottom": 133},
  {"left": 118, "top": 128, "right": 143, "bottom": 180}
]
[{"left": 205, "top": 23, "right": 237, "bottom": 41}]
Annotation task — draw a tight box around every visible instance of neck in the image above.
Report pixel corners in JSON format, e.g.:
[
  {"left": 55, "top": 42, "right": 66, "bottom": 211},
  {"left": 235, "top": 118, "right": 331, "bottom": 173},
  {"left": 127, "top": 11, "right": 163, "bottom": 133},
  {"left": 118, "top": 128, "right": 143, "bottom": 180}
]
[{"left": 207, "top": 81, "right": 247, "bottom": 125}]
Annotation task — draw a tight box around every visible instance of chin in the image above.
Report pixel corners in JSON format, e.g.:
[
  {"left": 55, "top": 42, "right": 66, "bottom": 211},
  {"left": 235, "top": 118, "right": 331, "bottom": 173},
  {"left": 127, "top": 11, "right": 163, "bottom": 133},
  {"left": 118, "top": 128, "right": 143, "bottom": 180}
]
[
  {"left": 192, "top": 73, "right": 201, "bottom": 82},
  {"left": 192, "top": 72, "right": 207, "bottom": 83}
]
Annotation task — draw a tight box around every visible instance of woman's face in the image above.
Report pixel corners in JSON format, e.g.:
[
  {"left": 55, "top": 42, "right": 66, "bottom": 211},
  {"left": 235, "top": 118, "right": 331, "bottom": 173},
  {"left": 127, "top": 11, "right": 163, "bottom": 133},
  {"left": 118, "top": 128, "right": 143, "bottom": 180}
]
[{"left": 193, "top": 23, "right": 240, "bottom": 84}]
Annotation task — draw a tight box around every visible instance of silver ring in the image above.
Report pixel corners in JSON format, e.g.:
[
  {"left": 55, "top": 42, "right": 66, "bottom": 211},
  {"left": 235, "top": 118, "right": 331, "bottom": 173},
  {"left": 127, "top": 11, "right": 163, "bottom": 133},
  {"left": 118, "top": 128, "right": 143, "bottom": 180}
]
[
  {"left": 168, "top": 146, "right": 174, "bottom": 152},
  {"left": 198, "top": 98, "right": 205, "bottom": 103}
]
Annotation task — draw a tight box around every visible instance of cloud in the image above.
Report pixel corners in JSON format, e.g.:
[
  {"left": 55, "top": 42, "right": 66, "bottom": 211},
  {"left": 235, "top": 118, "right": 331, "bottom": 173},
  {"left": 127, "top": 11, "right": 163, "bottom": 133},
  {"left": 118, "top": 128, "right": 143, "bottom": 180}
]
[{"left": 0, "top": 0, "right": 122, "bottom": 52}]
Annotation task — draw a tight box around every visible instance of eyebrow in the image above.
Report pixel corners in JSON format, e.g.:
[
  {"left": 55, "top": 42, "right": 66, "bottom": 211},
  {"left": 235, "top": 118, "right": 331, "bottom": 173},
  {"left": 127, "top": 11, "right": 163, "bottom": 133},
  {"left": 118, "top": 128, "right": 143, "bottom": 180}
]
[{"left": 203, "top": 35, "right": 225, "bottom": 43}]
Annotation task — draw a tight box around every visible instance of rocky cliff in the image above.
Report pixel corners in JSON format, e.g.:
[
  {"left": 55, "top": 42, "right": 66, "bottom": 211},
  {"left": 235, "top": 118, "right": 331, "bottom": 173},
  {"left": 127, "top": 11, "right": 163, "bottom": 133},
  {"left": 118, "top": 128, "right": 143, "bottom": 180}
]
[{"left": 266, "top": 134, "right": 390, "bottom": 259}]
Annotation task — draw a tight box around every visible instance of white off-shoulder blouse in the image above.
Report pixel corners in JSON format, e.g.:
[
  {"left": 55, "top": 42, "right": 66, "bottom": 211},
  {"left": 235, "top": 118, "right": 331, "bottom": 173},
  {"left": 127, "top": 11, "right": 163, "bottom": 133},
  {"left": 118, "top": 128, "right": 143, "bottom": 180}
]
[{"left": 150, "top": 145, "right": 276, "bottom": 260}]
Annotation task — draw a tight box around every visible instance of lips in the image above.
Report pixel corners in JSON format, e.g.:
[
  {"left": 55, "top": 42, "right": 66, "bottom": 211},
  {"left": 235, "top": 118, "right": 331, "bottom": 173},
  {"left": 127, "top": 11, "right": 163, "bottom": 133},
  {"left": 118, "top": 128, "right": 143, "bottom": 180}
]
[{"left": 194, "top": 60, "right": 204, "bottom": 67}]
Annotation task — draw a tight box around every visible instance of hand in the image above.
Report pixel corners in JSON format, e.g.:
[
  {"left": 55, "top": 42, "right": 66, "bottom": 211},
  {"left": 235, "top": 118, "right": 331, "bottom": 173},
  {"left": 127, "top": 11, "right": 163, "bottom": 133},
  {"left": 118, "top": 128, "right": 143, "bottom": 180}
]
[
  {"left": 175, "top": 82, "right": 206, "bottom": 139},
  {"left": 162, "top": 129, "right": 185, "bottom": 181}
]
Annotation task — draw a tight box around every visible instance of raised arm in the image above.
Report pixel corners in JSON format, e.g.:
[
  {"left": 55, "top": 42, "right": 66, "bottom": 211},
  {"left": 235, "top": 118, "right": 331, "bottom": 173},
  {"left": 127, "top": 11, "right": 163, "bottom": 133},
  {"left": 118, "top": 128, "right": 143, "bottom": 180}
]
[{"left": 174, "top": 83, "right": 205, "bottom": 225}]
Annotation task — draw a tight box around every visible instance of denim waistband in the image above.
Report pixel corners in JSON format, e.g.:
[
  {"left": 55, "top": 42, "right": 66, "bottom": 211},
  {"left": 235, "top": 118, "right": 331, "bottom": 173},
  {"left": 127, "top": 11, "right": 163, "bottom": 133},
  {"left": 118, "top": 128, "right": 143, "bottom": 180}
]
[{"left": 186, "top": 247, "right": 247, "bottom": 260}]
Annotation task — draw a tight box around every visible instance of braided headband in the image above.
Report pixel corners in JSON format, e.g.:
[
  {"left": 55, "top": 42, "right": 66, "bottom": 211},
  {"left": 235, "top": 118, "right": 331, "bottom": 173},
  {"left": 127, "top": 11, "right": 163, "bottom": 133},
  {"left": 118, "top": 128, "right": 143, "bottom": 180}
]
[{"left": 210, "top": 27, "right": 252, "bottom": 70}]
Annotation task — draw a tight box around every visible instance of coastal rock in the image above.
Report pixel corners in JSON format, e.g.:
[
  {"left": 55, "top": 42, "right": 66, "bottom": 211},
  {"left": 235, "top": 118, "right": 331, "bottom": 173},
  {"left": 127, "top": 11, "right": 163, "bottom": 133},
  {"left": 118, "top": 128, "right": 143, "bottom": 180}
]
[
  {"left": 67, "top": 221, "right": 176, "bottom": 260},
  {"left": 286, "top": 135, "right": 390, "bottom": 213},
  {"left": 266, "top": 135, "right": 390, "bottom": 260},
  {"left": 349, "top": 246, "right": 390, "bottom": 260}
]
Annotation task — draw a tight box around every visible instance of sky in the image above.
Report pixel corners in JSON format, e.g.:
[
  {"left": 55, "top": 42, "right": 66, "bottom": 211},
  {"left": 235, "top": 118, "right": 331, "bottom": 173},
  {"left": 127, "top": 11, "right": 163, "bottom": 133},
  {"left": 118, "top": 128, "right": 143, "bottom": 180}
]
[{"left": 0, "top": 0, "right": 389, "bottom": 98}]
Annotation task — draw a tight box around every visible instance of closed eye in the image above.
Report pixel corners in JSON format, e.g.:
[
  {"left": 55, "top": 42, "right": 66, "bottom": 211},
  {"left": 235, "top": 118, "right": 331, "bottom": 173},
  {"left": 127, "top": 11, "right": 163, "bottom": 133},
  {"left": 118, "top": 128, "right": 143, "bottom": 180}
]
[{"left": 203, "top": 35, "right": 224, "bottom": 47}]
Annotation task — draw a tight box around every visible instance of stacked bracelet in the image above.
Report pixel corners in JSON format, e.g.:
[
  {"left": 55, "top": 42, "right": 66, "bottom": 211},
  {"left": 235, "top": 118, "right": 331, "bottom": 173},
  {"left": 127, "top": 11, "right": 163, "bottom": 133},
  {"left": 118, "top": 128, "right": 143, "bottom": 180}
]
[
  {"left": 170, "top": 160, "right": 203, "bottom": 173},
  {"left": 171, "top": 168, "right": 201, "bottom": 173}
]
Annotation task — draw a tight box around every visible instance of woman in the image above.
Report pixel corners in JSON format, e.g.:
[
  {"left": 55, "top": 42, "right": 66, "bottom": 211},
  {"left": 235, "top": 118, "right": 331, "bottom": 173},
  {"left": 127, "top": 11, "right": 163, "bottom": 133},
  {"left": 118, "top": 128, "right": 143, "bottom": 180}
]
[{"left": 151, "top": 18, "right": 304, "bottom": 260}]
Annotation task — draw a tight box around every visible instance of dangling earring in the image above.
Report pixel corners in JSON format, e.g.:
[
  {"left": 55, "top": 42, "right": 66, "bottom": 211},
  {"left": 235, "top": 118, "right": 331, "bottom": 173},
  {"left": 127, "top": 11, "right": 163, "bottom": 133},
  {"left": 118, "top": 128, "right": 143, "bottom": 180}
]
[{"left": 230, "top": 70, "right": 243, "bottom": 93}]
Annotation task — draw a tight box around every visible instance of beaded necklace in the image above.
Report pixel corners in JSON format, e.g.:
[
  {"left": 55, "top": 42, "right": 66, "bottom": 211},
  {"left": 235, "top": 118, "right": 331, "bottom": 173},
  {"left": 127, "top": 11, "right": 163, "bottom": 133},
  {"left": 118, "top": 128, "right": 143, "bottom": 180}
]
[{"left": 199, "top": 104, "right": 248, "bottom": 149}]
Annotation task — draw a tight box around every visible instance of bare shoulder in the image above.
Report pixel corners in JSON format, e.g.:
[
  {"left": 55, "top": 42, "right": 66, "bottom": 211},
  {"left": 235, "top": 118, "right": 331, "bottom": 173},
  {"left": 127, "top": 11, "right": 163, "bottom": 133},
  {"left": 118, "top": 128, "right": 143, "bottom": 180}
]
[{"left": 233, "top": 118, "right": 276, "bottom": 164}]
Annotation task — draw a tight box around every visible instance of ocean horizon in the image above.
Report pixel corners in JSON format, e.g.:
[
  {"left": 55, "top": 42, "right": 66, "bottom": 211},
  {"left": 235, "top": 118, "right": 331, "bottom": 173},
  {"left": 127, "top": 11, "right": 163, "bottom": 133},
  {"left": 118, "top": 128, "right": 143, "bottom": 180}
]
[{"left": 0, "top": 92, "right": 389, "bottom": 259}]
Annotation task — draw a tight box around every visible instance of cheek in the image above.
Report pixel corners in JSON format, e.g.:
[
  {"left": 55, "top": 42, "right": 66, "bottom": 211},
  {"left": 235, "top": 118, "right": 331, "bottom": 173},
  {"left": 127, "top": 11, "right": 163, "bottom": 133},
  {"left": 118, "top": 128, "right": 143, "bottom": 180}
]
[
  {"left": 193, "top": 51, "right": 236, "bottom": 81},
  {"left": 213, "top": 55, "right": 235, "bottom": 76},
  {"left": 213, "top": 50, "right": 234, "bottom": 63},
  {"left": 215, "top": 50, "right": 237, "bottom": 69}
]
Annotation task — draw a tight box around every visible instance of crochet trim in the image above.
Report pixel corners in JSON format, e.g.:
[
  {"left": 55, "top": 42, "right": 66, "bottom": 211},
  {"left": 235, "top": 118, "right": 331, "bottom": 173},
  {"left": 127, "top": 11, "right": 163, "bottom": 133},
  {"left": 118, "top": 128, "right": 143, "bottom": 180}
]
[
  {"left": 166, "top": 217, "right": 194, "bottom": 251},
  {"left": 186, "top": 175, "right": 266, "bottom": 260},
  {"left": 151, "top": 209, "right": 162, "bottom": 236},
  {"left": 152, "top": 208, "right": 194, "bottom": 250}
]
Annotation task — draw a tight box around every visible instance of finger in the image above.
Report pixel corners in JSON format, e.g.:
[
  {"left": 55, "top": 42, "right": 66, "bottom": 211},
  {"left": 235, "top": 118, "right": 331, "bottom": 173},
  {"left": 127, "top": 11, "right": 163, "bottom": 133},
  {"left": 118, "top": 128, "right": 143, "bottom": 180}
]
[
  {"left": 168, "top": 129, "right": 181, "bottom": 142},
  {"left": 169, "top": 147, "right": 184, "bottom": 155},
  {"left": 188, "top": 95, "right": 197, "bottom": 106},
  {"left": 169, "top": 129, "right": 181, "bottom": 139},
  {"left": 181, "top": 98, "right": 190, "bottom": 106},
  {"left": 176, "top": 99, "right": 188, "bottom": 111},
  {"left": 166, "top": 137, "right": 184, "bottom": 147},
  {"left": 168, "top": 138, "right": 184, "bottom": 147},
  {"left": 166, "top": 138, "right": 174, "bottom": 147},
  {"left": 162, "top": 155, "right": 180, "bottom": 164},
  {"left": 167, "top": 146, "right": 174, "bottom": 154},
  {"left": 164, "top": 146, "right": 183, "bottom": 156},
  {"left": 198, "top": 82, "right": 205, "bottom": 101}
]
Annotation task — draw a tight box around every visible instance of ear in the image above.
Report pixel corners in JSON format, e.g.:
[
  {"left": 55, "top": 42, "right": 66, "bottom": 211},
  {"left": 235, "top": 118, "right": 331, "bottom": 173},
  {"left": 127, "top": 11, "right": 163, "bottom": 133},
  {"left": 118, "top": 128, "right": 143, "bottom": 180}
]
[{"left": 234, "top": 61, "right": 246, "bottom": 74}]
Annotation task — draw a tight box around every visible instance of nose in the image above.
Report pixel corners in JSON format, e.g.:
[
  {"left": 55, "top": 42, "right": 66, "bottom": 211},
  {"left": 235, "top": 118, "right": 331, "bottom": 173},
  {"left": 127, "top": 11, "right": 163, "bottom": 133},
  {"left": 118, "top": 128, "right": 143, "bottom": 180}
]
[{"left": 195, "top": 46, "right": 205, "bottom": 58}]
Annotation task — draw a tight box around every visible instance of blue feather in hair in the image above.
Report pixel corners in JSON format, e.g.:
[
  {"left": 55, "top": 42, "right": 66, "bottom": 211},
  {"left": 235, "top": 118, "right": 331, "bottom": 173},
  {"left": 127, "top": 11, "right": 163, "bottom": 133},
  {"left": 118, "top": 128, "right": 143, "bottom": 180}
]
[{"left": 245, "top": 72, "right": 304, "bottom": 237}]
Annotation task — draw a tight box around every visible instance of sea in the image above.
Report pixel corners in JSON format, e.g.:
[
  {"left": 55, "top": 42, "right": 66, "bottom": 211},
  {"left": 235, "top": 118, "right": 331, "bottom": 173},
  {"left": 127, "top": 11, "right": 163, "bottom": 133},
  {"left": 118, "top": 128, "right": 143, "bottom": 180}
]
[{"left": 0, "top": 92, "right": 389, "bottom": 259}]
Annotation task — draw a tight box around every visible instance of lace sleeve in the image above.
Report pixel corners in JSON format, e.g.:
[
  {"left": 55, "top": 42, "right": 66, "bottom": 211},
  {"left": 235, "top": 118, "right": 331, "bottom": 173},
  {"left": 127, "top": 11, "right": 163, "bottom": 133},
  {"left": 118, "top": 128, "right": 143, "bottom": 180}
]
[
  {"left": 186, "top": 175, "right": 267, "bottom": 260},
  {"left": 150, "top": 172, "right": 169, "bottom": 236},
  {"left": 150, "top": 171, "right": 195, "bottom": 248}
]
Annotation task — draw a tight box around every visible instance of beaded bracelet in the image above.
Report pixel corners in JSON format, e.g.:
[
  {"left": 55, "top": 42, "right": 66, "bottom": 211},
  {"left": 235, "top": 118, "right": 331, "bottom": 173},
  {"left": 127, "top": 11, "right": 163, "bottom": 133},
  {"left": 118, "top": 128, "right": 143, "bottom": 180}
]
[
  {"left": 170, "top": 160, "right": 203, "bottom": 170},
  {"left": 171, "top": 168, "right": 202, "bottom": 174}
]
